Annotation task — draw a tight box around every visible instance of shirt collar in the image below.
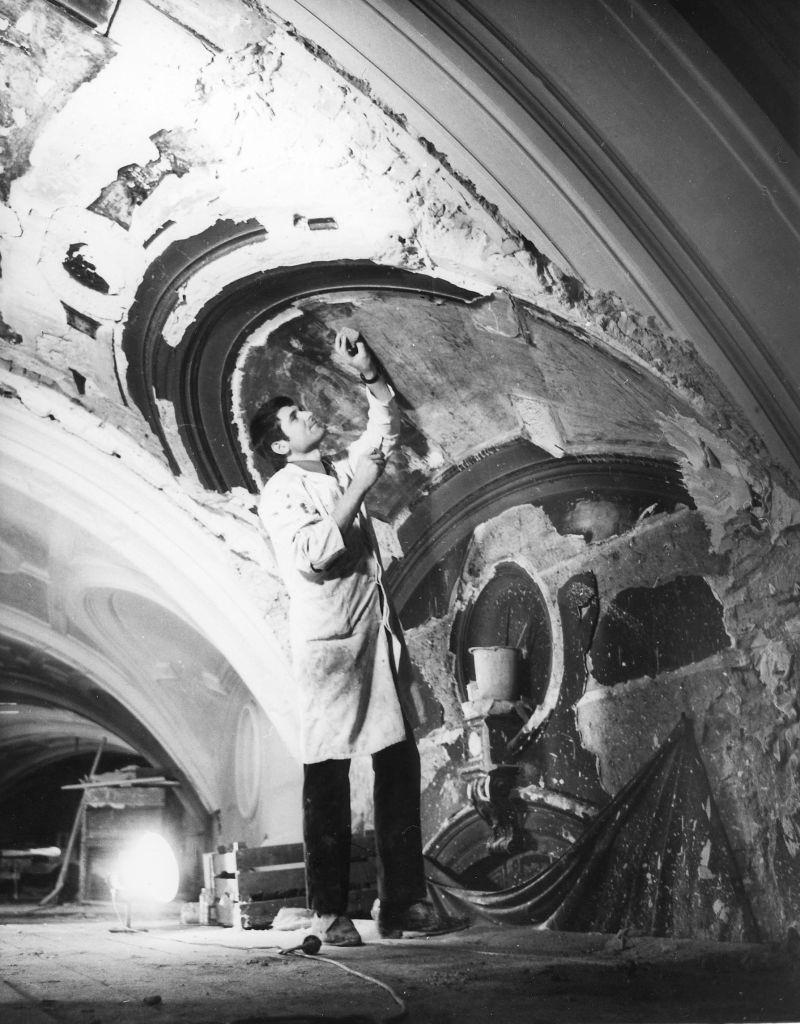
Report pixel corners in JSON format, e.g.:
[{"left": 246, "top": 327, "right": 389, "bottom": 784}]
[{"left": 286, "top": 456, "right": 333, "bottom": 477}]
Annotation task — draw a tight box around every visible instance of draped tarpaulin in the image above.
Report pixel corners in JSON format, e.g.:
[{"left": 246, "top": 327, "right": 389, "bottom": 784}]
[{"left": 426, "top": 717, "right": 759, "bottom": 941}]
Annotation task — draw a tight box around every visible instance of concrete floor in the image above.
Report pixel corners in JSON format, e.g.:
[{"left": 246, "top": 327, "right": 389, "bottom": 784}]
[{"left": 1, "top": 902, "right": 799, "bottom": 1024}]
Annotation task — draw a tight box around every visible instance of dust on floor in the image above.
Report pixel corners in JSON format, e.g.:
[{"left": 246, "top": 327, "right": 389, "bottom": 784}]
[{"left": 0, "top": 903, "right": 798, "bottom": 1023}]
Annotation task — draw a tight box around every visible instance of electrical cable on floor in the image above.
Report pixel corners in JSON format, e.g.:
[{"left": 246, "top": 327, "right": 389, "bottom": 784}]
[
  {"left": 288, "top": 947, "right": 406, "bottom": 1022},
  {"left": 152, "top": 932, "right": 407, "bottom": 1023},
  {"left": 226, "top": 944, "right": 406, "bottom": 1024}
]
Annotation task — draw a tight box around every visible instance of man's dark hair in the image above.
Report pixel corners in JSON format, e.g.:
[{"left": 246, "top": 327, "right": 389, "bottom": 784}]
[{"left": 249, "top": 395, "right": 295, "bottom": 471}]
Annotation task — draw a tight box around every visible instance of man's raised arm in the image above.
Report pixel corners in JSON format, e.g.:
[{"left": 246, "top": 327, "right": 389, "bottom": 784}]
[{"left": 329, "top": 329, "right": 398, "bottom": 534}]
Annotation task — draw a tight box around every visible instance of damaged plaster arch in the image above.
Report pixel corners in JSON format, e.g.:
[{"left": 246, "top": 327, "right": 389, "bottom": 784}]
[
  {"left": 121, "top": 231, "right": 477, "bottom": 487},
  {"left": 91, "top": 16, "right": 748, "bottom": 490},
  {"left": 399, "top": 461, "right": 691, "bottom": 752},
  {"left": 10, "top": 2, "right": 774, "bottom": 494}
]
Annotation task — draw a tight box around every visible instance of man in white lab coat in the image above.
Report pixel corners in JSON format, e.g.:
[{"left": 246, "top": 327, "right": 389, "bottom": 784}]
[{"left": 251, "top": 330, "right": 437, "bottom": 946}]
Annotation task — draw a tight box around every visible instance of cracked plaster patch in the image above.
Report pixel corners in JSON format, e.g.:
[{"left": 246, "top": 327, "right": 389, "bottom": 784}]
[
  {"left": 657, "top": 411, "right": 759, "bottom": 550},
  {"left": 405, "top": 615, "right": 463, "bottom": 729},
  {"left": 507, "top": 392, "right": 566, "bottom": 457},
  {"left": 576, "top": 654, "right": 736, "bottom": 795},
  {"left": 34, "top": 328, "right": 115, "bottom": 395},
  {"left": 466, "top": 505, "right": 585, "bottom": 591},
  {"left": 418, "top": 725, "right": 464, "bottom": 790},
  {"left": 88, "top": 130, "right": 192, "bottom": 230},
  {"left": 755, "top": 635, "right": 797, "bottom": 720}
]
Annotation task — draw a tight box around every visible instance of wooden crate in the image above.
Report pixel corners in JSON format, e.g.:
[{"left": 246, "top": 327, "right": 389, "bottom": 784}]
[{"left": 201, "top": 833, "right": 377, "bottom": 929}]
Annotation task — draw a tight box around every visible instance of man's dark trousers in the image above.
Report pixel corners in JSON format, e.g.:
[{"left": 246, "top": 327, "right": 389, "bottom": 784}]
[{"left": 303, "top": 724, "right": 426, "bottom": 915}]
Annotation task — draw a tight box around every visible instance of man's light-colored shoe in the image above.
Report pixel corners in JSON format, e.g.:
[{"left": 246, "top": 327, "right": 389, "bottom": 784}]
[{"left": 311, "top": 912, "right": 363, "bottom": 947}]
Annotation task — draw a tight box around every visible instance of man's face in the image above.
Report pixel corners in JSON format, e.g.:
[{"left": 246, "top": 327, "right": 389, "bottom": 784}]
[{"left": 272, "top": 404, "right": 326, "bottom": 457}]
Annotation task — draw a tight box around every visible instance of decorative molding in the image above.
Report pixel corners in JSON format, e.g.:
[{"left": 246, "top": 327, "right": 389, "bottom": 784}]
[
  {"left": 409, "top": 0, "right": 800, "bottom": 465},
  {"left": 389, "top": 445, "right": 691, "bottom": 611},
  {"left": 123, "top": 239, "right": 476, "bottom": 490},
  {"left": 267, "top": 0, "right": 799, "bottom": 471}
]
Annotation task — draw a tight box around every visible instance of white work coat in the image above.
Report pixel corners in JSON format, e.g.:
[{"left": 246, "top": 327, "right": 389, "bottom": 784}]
[{"left": 258, "top": 387, "right": 410, "bottom": 764}]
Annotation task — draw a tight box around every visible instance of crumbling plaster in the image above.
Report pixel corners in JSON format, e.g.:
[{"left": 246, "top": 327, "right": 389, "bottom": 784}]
[
  {"left": 2, "top": 0, "right": 781, "bottom": 481},
  {"left": 0, "top": 0, "right": 799, "bottom": 936},
  {"left": 583, "top": 477, "right": 800, "bottom": 938},
  {"left": 405, "top": 481, "right": 800, "bottom": 933}
]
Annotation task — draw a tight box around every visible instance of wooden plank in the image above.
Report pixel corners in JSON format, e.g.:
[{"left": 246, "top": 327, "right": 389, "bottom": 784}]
[
  {"left": 237, "top": 862, "right": 306, "bottom": 899},
  {"left": 238, "top": 860, "right": 373, "bottom": 897},
  {"left": 235, "top": 844, "right": 305, "bottom": 869},
  {"left": 238, "top": 860, "right": 305, "bottom": 874},
  {"left": 211, "top": 850, "right": 237, "bottom": 874},
  {"left": 63, "top": 779, "right": 177, "bottom": 791},
  {"left": 229, "top": 836, "right": 374, "bottom": 870},
  {"left": 238, "top": 866, "right": 306, "bottom": 899}
]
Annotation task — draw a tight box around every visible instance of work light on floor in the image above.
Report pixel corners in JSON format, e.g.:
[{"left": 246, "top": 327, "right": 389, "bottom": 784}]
[{"left": 109, "top": 831, "right": 180, "bottom": 932}]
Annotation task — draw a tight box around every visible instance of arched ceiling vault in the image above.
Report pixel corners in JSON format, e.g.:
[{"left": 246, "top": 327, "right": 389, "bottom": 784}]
[
  {"left": 263, "top": 0, "right": 800, "bottom": 473},
  {"left": 0, "top": 703, "right": 135, "bottom": 796},
  {"left": 0, "top": 393, "right": 298, "bottom": 810},
  {"left": 0, "top": 0, "right": 798, "bottom": 862}
]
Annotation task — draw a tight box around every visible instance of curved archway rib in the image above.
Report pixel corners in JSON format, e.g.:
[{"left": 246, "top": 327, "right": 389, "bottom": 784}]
[
  {"left": 389, "top": 442, "right": 692, "bottom": 614},
  {"left": 0, "top": 635, "right": 209, "bottom": 829},
  {"left": 123, "top": 231, "right": 478, "bottom": 490}
]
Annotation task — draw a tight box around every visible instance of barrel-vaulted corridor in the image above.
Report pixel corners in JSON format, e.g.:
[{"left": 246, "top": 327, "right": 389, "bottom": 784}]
[{"left": 1, "top": 2, "right": 799, "bottom": 1019}]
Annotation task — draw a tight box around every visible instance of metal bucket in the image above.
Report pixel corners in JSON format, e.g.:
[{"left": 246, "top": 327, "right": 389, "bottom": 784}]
[{"left": 469, "top": 646, "right": 520, "bottom": 700}]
